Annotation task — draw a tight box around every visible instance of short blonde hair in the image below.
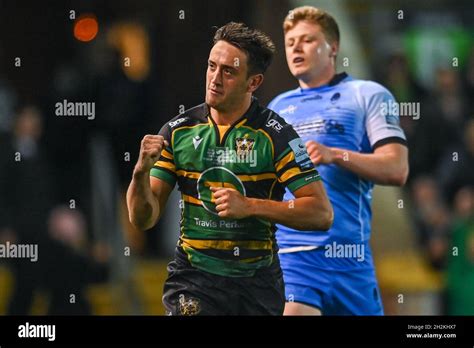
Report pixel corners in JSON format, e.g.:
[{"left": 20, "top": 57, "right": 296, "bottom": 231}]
[{"left": 283, "top": 6, "right": 340, "bottom": 45}]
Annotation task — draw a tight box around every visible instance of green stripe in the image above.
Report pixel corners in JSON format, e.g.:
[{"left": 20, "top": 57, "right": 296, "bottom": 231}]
[
  {"left": 150, "top": 167, "right": 176, "bottom": 187},
  {"left": 286, "top": 173, "right": 321, "bottom": 193}
]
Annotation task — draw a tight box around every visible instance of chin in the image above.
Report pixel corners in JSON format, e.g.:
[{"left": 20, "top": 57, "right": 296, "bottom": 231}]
[{"left": 292, "top": 71, "right": 310, "bottom": 81}]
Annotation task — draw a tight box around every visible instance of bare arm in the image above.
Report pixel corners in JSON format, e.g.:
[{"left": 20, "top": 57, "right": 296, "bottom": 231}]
[
  {"left": 126, "top": 135, "right": 173, "bottom": 231},
  {"left": 211, "top": 180, "right": 333, "bottom": 231},
  {"left": 307, "top": 141, "right": 409, "bottom": 186}
]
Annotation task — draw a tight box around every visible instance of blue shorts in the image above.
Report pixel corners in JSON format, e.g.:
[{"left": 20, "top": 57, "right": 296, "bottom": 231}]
[{"left": 279, "top": 247, "right": 384, "bottom": 315}]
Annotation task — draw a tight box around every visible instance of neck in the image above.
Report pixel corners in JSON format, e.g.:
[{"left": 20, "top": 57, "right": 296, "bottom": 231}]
[
  {"left": 210, "top": 95, "right": 252, "bottom": 125},
  {"left": 299, "top": 65, "right": 336, "bottom": 89}
]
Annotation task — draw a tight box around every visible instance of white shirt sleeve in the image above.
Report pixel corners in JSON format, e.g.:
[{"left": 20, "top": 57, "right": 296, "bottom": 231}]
[{"left": 360, "top": 81, "right": 407, "bottom": 149}]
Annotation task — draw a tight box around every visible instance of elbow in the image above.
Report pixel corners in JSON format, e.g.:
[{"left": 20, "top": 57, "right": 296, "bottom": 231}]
[
  {"left": 128, "top": 211, "right": 155, "bottom": 232},
  {"left": 309, "top": 204, "right": 333, "bottom": 231},
  {"left": 129, "top": 214, "right": 146, "bottom": 231},
  {"left": 387, "top": 164, "right": 409, "bottom": 186},
  {"left": 320, "top": 206, "right": 334, "bottom": 231}
]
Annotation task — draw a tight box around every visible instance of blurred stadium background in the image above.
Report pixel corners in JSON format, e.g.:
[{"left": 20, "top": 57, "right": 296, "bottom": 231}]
[{"left": 0, "top": 0, "right": 473, "bottom": 315}]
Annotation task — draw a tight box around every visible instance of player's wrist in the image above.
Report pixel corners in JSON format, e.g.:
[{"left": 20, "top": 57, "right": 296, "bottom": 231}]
[
  {"left": 330, "top": 147, "right": 344, "bottom": 164},
  {"left": 246, "top": 197, "right": 260, "bottom": 218},
  {"left": 133, "top": 166, "right": 149, "bottom": 179}
]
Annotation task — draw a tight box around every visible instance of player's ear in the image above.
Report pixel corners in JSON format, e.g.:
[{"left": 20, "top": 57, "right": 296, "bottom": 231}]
[
  {"left": 329, "top": 41, "right": 339, "bottom": 58},
  {"left": 247, "top": 74, "right": 264, "bottom": 93}
]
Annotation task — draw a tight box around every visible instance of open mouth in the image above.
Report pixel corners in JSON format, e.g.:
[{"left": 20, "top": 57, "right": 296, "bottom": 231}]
[{"left": 293, "top": 57, "right": 304, "bottom": 64}]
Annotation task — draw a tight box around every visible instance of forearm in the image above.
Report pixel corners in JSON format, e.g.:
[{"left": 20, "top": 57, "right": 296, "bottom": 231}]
[
  {"left": 248, "top": 196, "right": 333, "bottom": 231},
  {"left": 126, "top": 171, "right": 160, "bottom": 230},
  {"left": 331, "top": 148, "right": 407, "bottom": 186}
]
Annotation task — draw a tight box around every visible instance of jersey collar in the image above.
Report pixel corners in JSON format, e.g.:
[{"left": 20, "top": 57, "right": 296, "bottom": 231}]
[
  {"left": 205, "top": 96, "right": 259, "bottom": 127},
  {"left": 300, "top": 72, "right": 348, "bottom": 92}
]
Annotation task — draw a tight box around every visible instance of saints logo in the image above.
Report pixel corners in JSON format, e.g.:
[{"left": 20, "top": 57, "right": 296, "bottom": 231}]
[
  {"left": 235, "top": 136, "right": 255, "bottom": 159},
  {"left": 178, "top": 296, "right": 201, "bottom": 316}
]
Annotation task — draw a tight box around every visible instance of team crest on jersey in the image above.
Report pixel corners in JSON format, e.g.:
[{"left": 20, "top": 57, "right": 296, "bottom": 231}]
[
  {"left": 178, "top": 296, "right": 201, "bottom": 316},
  {"left": 235, "top": 136, "right": 255, "bottom": 158}
]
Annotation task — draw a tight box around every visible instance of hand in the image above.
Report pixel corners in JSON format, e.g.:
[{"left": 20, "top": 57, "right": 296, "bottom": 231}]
[
  {"left": 134, "top": 135, "right": 169, "bottom": 175},
  {"left": 305, "top": 140, "right": 336, "bottom": 165},
  {"left": 210, "top": 187, "right": 251, "bottom": 219}
]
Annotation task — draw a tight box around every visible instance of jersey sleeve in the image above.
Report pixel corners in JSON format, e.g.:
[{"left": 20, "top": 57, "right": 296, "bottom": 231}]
[
  {"left": 363, "top": 82, "right": 407, "bottom": 150},
  {"left": 270, "top": 117, "right": 321, "bottom": 193},
  {"left": 149, "top": 123, "right": 177, "bottom": 188}
]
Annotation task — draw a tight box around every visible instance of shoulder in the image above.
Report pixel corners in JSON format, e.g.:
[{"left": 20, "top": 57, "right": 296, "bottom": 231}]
[
  {"left": 268, "top": 88, "right": 300, "bottom": 110},
  {"left": 345, "top": 78, "right": 394, "bottom": 98},
  {"left": 158, "top": 103, "right": 209, "bottom": 136},
  {"left": 253, "top": 105, "right": 299, "bottom": 149}
]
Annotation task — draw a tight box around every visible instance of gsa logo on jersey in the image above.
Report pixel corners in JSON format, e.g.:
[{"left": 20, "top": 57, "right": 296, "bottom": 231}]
[
  {"left": 330, "top": 92, "right": 341, "bottom": 104},
  {"left": 169, "top": 117, "right": 188, "bottom": 128}
]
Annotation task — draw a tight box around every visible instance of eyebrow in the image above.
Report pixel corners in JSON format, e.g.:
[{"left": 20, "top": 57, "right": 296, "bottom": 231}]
[
  {"left": 208, "top": 59, "right": 239, "bottom": 72},
  {"left": 286, "top": 34, "right": 315, "bottom": 41}
]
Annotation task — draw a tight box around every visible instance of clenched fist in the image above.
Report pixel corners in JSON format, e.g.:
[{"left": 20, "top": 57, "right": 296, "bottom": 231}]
[
  {"left": 306, "top": 140, "right": 336, "bottom": 165},
  {"left": 210, "top": 187, "right": 251, "bottom": 219},
  {"left": 134, "top": 135, "right": 169, "bottom": 175}
]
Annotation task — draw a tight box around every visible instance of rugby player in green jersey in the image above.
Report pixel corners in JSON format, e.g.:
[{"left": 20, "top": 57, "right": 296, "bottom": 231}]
[{"left": 126, "top": 22, "right": 333, "bottom": 315}]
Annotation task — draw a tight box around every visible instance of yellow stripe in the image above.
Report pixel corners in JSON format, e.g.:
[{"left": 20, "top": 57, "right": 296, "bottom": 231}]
[
  {"left": 176, "top": 170, "right": 200, "bottom": 179},
  {"left": 235, "top": 118, "right": 247, "bottom": 128},
  {"left": 161, "top": 149, "right": 173, "bottom": 160},
  {"left": 176, "top": 170, "right": 276, "bottom": 182},
  {"left": 275, "top": 150, "right": 295, "bottom": 172},
  {"left": 279, "top": 167, "right": 314, "bottom": 183},
  {"left": 239, "top": 125, "right": 274, "bottom": 159},
  {"left": 240, "top": 255, "right": 267, "bottom": 263},
  {"left": 238, "top": 173, "right": 277, "bottom": 181},
  {"left": 268, "top": 179, "right": 277, "bottom": 199},
  {"left": 154, "top": 160, "right": 175, "bottom": 172},
  {"left": 181, "top": 237, "right": 272, "bottom": 250},
  {"left": 182, "top": 194, "right": 202, "bottom": 205}
]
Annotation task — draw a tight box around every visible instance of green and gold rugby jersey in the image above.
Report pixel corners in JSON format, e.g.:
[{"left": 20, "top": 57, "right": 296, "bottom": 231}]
[{"left": 151, "top": 98, "right": 320, "bottom": 277}]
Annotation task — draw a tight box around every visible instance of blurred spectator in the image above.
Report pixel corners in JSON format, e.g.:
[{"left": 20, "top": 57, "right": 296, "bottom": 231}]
[
  {"left": 1, "top": 105, "right": 56, "bottom": 241},
  {"left": 381, "top": 53, "right": 427, "bottom": 184},
  {"left": 411, "top": 176, "right": 451, "bottom": 270},
  {"left": 40, "top": 206, "right": 110, "bottom": 315},
  {"left": 462, "top": 47, "right": 474, "bottom": 110},
  {"left": 446, "top": 186, "right": 474, "bottom": 315},
  {"left": 407, "top": 68, "right": 469, "bottom": 181},
  {"left": 0, "top": 78, "right": 17, "bottom": 132},
  {"left": 2, "top": 105, "right": 57, "bottom": 314},
  {"left": 437, "top": 119, "right": 474, "bottom": 203},
  {"left": 6, "top": 206, "right": 110, "bottom": 315},
  {"left": 383, "top": 53, "right": 427, "bottom": 103}
]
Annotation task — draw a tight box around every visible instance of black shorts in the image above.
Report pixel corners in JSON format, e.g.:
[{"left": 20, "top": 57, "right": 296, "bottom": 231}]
[{"left": 162, "top": 247, "right": 285, "bottom": 315}]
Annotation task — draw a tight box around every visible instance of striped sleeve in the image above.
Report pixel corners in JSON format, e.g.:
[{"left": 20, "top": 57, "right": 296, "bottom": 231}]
[
  {"left": 272, "top": 119, "right": 321, "bottom": 193},
  {"left": 150, "top": 123, "right": 177, "bottom": 187}
]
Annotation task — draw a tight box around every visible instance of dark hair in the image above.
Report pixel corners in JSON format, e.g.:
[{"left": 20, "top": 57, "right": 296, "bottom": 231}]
[{"left": 213, "top": 22, "right": 275, "bottom": 76}]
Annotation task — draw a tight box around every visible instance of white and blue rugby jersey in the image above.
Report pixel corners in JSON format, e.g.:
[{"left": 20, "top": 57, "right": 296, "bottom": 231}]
[{"left": 268, "top": 73, "right": 407, "bottom": 249}]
